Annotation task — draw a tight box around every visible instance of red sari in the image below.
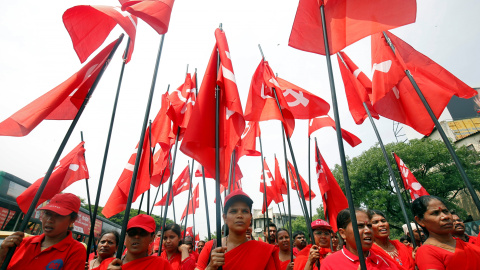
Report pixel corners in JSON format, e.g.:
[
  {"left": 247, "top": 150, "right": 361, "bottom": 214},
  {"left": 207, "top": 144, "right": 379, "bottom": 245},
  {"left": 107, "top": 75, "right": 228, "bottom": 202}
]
[
  {"left": 196, "top": 240, "right": 280, "bottom": 270},
  {"left": 160, "top": 250, "right": 196, "bottom": 270},
  {"left": 280, "top": 259, "right": 292, "bottom": 270},
  {"left": 370, "top": 240, "right": 415, "bottom": 270},
  {"left": 416, "top": 239, "right": 480, "bottom": 270},
  {"left": 97, "top": 256, "right": 173, "bottom": 270}
]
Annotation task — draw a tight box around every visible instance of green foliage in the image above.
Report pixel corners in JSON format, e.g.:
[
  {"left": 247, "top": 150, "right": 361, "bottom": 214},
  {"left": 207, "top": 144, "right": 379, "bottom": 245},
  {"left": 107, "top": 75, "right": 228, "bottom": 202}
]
[
  {"left": 285, "top": 207, "right": 325, "bottom": 244},
  {"left": 331, "top": 138, "right": 480, "bottom": 238}
]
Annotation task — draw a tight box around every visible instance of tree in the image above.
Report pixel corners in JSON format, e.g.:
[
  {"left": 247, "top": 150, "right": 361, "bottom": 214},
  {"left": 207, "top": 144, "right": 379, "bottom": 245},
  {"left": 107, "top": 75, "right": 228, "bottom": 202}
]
[{"left": 332, "top": 138, "right": 480, "bottom": 237}]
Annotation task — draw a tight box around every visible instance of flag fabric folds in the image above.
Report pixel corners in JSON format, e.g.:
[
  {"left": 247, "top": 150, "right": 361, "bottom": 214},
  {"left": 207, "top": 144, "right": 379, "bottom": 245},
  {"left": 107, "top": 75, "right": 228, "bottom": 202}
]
[
  {"left": 0, "top": 38, "right": 121, "bottom": 137},
  {"left": 287, "top": 161, "right": 316, "bottom": 201},
  {"left": 288, "top": 0, "right": 417, "bottom": 55},
  {"left": 236, "top": 121, "right": 261, "bottom": 161},
  {"left": 371, "top": 31, "right": 478, "bottom": 136},
  {"left": 180, "top": 28, "right": 245, "bottom": 187},
  {"left": 260, "top": 159, "right": 283, "bottom": 213},
  {"left": 315, "top": 142, "right": 348, "bottom": 232},
  {"left": 274, "top": 156, "right": 288, "bottom": 196},
  {"left": 16, "top": 142, "right": 89, "bottom": 214},
  {"left": 120, "top": 0, "right": 175, "bottom": 35},
  {"left": 337, "top": 51, "right": 379, "bottom": 124},
  {"left": 181, "top": 184, "right": 199, "bottom": 221},
  {"left": 393, "top": 153, "right": 429, "bottom": 200},
  {"left": 167, "top": 73, "right": 196, "bottom": 137},
  {"left": 102, "top": 128, "right": 152, "bottom": 218},
  {"left": 308, "top": 116, "right": 362, "bottom": 147},
  {"left": 63, "top": 5, "right": 137, "bottom": 63},
  {"left": 155, "top": 165, "right": 190, "bottom": 206}
]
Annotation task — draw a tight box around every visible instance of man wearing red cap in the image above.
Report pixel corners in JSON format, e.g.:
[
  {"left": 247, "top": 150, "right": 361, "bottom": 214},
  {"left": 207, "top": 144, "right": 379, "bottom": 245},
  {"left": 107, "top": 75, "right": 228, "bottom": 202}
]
[
  {"left": 293, "top": 219, "right": 333, "bottom": 270},
  {"left": 195, "top": 189, "right": 280, "bottom": 270},
  {"left": 100, "top": 214, "right": 172, "bottom": 270},
  {"left": 0, "top": 193, "right": 86, "bottom": 270}
]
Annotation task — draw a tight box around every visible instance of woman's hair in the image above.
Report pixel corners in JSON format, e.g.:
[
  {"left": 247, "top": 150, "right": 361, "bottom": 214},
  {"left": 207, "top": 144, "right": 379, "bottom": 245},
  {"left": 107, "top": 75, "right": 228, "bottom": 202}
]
[
  {"left": 337, "top": 208, "right": 371, "bottom": 230},
  {"left": 411, "top": 195, "right": 449, "bottom": 237},
  {"left": 163, "top": 223, "right": 182, "bottom": 238},
  {"left": 98, "top": 231, "right": 120, "bottom": 246},
  {"left": 400, "top": 235, "right": 410, "bottom": 243},
  {"left": 276, "top": 228, "right": 289, "bottom": 240},
  {"left": 368, "top": 209, "right": 386, "bottom": 219}
]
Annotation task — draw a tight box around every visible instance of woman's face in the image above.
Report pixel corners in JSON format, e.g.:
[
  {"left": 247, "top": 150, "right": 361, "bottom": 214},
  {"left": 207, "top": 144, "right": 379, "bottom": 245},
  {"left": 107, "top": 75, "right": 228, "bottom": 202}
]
[
  {"left": 41, "top": 210, "right": 74, "bottom": 239},
  {"left": 163, "top": 230, "right": 180, "bottom": 252},
  {"left": 371, "top": 214, "right": 390, "bottom": 239},
  {"left": 331, "top": 234, "right": 339, "bottom": 247},
  {"left": 125, "top": 228, "right": 153, "bottom": 255},
  {"left": 277, "top": 231, "right": 290, "bottom": 252},
  {"left": 416, "top": 199, "right": 453, "bottom": 235},
  {"left": 223, "top": 201, "right": 252, "bottom": 234},
  {"left": 97, "top": 233, "right": 117, "bottom": 259},
  {"left": 340, "top": 211, "right": 373, "bottom": 253},
  {"left": 313, "top": 228, "right": 331, "bottom": 248}
]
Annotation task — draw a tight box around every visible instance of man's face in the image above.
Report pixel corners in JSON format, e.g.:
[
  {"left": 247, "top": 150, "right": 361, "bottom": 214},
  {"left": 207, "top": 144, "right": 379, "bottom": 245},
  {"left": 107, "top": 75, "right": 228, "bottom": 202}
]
[
  {"left": 264, "top": 226, "right": 277, "bottom": 243},
  {"left": 197, "top": 241, "right": 205, "bottom": 253},
  {"left": 294, "top": 234, "right": 306, "bottom": 249},
  {"left": 246, "top": 226, "right": 253, "bottom": 240},
  {"left": 452, "top": 214, "right": 466, "bottom": 235}
]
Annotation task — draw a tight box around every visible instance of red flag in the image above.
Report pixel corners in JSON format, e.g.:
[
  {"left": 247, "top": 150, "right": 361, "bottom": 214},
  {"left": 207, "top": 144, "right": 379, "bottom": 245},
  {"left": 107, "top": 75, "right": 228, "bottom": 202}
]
[
  {"left": 63, "top": 5, "right": 137, "bottom": 63},
  {"left": 288, "top": 0, "right": 416, "bottom": 55},
  {"left": 155, "top": 165, "right": 190, "bottom": 206},
  {"left": 308, "top": 116, "right": 362, "bottom": 147},
  {"left": 0, "top": 38, "right": 121, "bottom": 137},
  {"left": 287, "top": 161, "right": 316, "bottom": 201},
  {"left": 102, "top": 128, "right": 152, "bottom": 218},
  {"left": 120, "top": 0, "right": 174, "bottom": 35},
  {"left": 315, "top": 142, "right": 348, "bottom": 232},
  {"left": 337, "top": 51, "right": 379, "bottom": 124},
  {"left": 274, "top": 156, "right": 288, "bottom": 195},
  {"left": 276, "top": 77, "right": 330, "bottom": 119},
  {"left": 371, "top": 31, "right": 478, "bottom": 136},
  {"left": 245, "top": 60, "right": 295, "bottom": 137},
  {"left": 181, "top": 226, "right": 194, "bottom": 238},
  {"left": 260, "top": 160, "right": 283, "bottom": 207},
  {"left": 16, "top": 142, "right": 89, "bottom": 214},
  {"left": 167, "top": 73, "right": 196, "bottom": 136},
  {"left": 180, "top": 28, "right": 245, "bottom": 187},
  {"left": 181, "top": 184, "right": 199, "bottom": 221},
  {"left": 236, "top": 121, "right": 261, "bottom": 161},
  {"left": 393, "top": 153, "right": 429, "bottom": 200}
]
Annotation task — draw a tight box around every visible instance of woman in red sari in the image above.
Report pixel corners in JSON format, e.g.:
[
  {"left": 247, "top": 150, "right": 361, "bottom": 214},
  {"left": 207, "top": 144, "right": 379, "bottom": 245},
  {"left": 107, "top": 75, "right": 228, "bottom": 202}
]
[
  {"left": 412, "top": 195, "right": 480, "bottom": 270},
  {"left": 277, "top": 229, "right": 294, "bottom": 270},
  {"left": 160, "top": 223, "right": 196, "bottom": 270},
  {"left": 369, "top": 210, "right": 415, "bottom": 270}
]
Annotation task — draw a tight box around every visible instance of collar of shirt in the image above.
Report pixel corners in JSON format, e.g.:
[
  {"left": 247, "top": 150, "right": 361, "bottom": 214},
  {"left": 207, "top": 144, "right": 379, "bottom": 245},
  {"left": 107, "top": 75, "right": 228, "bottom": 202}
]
[
  {"left": 30, "top": 231, "right": 73, "bottom": 252},
  {"left": 341, "top": 247, "right": 380, "bottom": 265}
]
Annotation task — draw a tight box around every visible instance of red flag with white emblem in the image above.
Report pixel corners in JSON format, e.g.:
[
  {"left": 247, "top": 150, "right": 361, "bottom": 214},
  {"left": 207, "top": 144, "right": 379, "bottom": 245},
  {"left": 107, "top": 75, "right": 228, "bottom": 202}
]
[
  {"left": 168, "top": 73, "right": 196, "bottom": 138},
  {"left": 337, "top": 51, "right": 379, "bottom": 124},
  {"left": 63, "top": 5, "right": 137, "bottom": 63},
  {"left": 155, "top": 165, "right": 190, "bottom": 206},
  {"left": 181, "top": 226, "right": 194, "bottom": 238},
  {"left": 260, "top": 159, "right": 283, "bottom": 205},
  {"left": 120, "top": 0, "right": 175, "bottom": 35},
  {"left": 0, "top": 38, "right": 121, "bottom": 137},
  {"left": 308, "top": 116, "right": 362, "bottom": 147},
  {"left": 315, "top": 142, "right": 347, "bottom": 231},
  {"left": 288, "top": 0, "right": 416, "bottom": 55},
  {"left": 274, "top": 156, "right": 288, "bottom": 195},
  {"left": 236, "top": 121, "right": 261, "bottom": 161},
  {"left": 287, "top": 161, "right": 316, "bottom": 201},
  {"left": 180, "top": 28, "right": 245, "bottom": 187},
  {"left": 371, "top": 31, "right": 477, "bottom": 136},
  {"left": 102, "top": 128, "right": 152, "bottom": 218},
  {"left": 181, "top": 184, "right": 199, "bottom": 221},
  {"left": 16, "top": 142, "right": 89, "bottom": 214},
  {"left": 393, "top": 153, "right": 429, "bottom": 200}
]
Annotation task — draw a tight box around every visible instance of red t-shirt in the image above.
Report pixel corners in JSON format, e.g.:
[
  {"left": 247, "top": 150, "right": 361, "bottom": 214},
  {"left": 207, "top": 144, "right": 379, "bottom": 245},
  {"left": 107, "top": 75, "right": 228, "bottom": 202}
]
[
  {"left": 320, "top": 248, "right": 398, "bottom": 270},
  {"left": 160, "top": 250, "right": 196, "bottom": 270},
  {"left": 97, "top": 256, "right": 173, "bottom": 270},
  {"left": 6, "top": 231, "right": 86, "bottom": 270}
]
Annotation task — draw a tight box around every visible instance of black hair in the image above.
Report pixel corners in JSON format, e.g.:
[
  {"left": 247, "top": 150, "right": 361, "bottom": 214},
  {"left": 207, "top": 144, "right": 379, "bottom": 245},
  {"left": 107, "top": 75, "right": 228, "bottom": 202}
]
[
  {"left": 198, "top": 240, "right": 206, "bottom": 244},
  {"left": 337, "top": 208, "right": 371, "bottom": 230},
  {"left": 368, "top": 209, "right": 386, "bottom": 219},
  {"left": 412, "top": 195, "right": 449, "bottom": 237},
  {"left": 69, "top": 212, "right": 78, "bottom": 221},
  {"left": 98, "top": 231, "right": 120, "bottom": 247},
  {"left": 264, "top": 222, "right": 277, "bottom": 231},
  {"left": 276, "top": 228, "right": 289, "bottom": 240},
  {"left": 293, "top": 231, "right": 305, "bottom": 239},
  {"left": 400, "top": 235, "right": 411, "bottom": 243},
  {"left": 163, "top": 223, "right": 182, "bottom": 238}
]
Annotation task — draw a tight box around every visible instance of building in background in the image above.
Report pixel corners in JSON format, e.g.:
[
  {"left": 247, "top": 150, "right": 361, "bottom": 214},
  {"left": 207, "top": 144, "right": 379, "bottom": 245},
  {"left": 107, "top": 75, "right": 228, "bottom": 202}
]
[{"left": 251, "top": 207, "right": 300, "bottom": 240}]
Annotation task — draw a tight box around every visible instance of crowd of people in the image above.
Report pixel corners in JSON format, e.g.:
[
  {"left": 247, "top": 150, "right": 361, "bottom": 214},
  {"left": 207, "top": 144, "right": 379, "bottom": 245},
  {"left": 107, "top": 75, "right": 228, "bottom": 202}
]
[{"left": 1, "top": 192, "right": 480, "bottom": 269}]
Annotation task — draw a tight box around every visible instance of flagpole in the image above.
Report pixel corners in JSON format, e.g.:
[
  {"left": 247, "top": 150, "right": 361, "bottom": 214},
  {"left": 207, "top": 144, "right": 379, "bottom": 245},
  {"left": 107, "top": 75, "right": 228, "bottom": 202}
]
[
  {"left": 215, "top": 24, "right": 223, "bottom": 254},
  {"left": 137, "top": 194, "right": 145, "bottom": 214},
  {"left": 183, "top": 161, "right": 193, "bottom": 241},
  {"left": 308, "top": 136, "right": 312, "bottom": 221},
  {"left": 227, "top": 152, "right": 234, "bottom": 194},
  {"left": 280, "top": 125, "right": 294, "bottom": 262},
  {"left": 286, "top": 160, "right": 307, "bottom": 220},
  {"left": 115, "top": 33, "right": 165, "bottom": 259},
  {"left": 0, "top": 34, "right": 123, "bottom": 270},
  {"left": 158, "top": 128, "right": 181, "bottom": 255},
  {"left": 258, "top": 135, "right": 270, "bottom": 243},
  {"left": 318, "top": 5, "right": 366, "bottom": 268},
  {"left": 382, "top": 31, "right": 480, "bottom": 214},
  {"left": 363, "top": 102, "right": 417, "bottom": 248},
  {"left": 84, "top": 35, "right": 128, "bottom": 260},
  {"left": 147, "top": 120, "right": 153, "bottom": 215},
  {"left": 202, "top": 166, "right": 212, "bottom": 240},
  {"left": 232, "top": 150, "right": 236, "bottom": 192},
  {"left": 150, "top": 123, "right": 171, "bottom": 216}
]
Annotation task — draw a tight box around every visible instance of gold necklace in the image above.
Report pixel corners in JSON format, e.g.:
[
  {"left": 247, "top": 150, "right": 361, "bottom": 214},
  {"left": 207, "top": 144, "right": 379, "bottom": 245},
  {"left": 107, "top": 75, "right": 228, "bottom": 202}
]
[{"left": 376, "top": 242, "right": 398, "bottom": 258}]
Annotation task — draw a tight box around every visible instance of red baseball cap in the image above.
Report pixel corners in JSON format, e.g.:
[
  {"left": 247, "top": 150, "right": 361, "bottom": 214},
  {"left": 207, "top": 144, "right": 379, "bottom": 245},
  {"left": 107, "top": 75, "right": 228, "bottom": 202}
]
[
  {"left": 224, "top": 189, "right": 253, "bottom": 212},
  {"left": 127, "top": 214, "right": 156, "bottom": 233},
  {"left": 311, "top": 219, "right": 332, "bottom": 230},
  {"left": 39, "top": 193, "right": 80, "bottom": 216}
]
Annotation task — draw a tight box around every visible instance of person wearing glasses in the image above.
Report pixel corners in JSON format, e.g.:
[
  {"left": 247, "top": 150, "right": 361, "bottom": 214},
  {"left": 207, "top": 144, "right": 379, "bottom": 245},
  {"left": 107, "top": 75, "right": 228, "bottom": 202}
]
[{"left": 293, "top": 219, "right": 333, "bottom": 270}]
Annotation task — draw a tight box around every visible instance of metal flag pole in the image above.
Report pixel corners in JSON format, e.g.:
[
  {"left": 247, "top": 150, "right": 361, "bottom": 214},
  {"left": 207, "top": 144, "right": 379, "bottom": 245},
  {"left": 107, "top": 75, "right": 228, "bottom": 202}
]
[
  {"left": 382, "top": 31, "right": 480, "bottom": 214},
  {"left": 115, "top": 34, "right": 165, "bottom": 258},
  {"left": 183, "top": 161, "right": 193, "bottom": 241},
  {"left": 318, "top": 4, "right": 367, "bottom": 268},
  {"left": 308, "top": 136, "right": 313, "bottom": 221},
  {"left": 215, "top": 24, "right": 223, "bottom": 258},
  {"left": 280, "top": 125, "right": 295, "bottom": 262},
  {"left": 258, "top": 134, "right": 270, "bottom": 243}
]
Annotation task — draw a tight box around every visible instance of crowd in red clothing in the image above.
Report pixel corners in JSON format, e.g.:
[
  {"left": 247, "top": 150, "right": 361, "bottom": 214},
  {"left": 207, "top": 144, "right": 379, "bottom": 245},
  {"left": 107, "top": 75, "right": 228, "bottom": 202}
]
[{"left": 1, "top": 192, "right": 480, "bottom": 269}]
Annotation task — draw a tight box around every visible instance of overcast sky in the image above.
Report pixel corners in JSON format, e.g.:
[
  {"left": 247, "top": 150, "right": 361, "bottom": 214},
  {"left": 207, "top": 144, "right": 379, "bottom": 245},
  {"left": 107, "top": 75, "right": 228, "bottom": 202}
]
[{"left": 1, "top": 0, "right": 479, "bottom": 237}]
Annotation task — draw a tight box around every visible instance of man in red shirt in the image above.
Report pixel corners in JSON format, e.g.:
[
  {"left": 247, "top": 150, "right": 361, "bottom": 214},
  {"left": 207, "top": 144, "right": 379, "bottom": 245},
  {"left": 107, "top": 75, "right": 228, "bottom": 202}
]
[
  {"left": 292, "top": 231, "right": 307, "bottom": 256},
  {"left": 451, "top": 212, "right": 477, "bottom": 244}
]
